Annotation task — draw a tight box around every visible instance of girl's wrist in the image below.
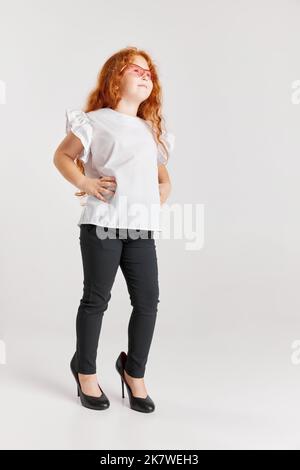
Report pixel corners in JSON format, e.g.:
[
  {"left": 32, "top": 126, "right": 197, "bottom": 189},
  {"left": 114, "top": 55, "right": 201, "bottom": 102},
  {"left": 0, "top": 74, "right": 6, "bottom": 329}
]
[
  {"left": 159, "top": 182, "right": 171, "bottom": 193},
  {"left": 75, "top": 174, "right": 87, "bottom": 191},
  {"left": 159, "top": 182, "right": 172, "bottom": 204}
]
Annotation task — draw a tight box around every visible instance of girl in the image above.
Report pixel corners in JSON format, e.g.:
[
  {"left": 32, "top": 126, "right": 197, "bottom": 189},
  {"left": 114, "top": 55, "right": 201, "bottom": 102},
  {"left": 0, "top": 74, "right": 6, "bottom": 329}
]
[{"left": 53, "top": 46, "right": 175, "bottom": 413}]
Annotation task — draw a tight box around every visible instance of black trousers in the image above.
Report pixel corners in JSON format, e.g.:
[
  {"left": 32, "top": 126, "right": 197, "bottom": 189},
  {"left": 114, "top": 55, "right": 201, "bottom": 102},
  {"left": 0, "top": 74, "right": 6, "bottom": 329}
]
[{"left": 75, "top": 224, "right": 160, "bottom": 378}]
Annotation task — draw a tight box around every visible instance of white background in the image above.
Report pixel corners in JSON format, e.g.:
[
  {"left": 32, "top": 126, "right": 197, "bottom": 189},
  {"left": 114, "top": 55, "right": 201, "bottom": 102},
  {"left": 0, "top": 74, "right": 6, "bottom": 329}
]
[{"left": 0, "top": 0, "right": 298, "bottom": 450}]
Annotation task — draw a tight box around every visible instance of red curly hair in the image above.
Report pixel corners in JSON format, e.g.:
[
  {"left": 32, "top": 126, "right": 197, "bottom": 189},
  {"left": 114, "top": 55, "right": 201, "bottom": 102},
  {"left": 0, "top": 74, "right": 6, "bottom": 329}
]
[{"left": 75, "top": 46, "right": 171, "bottom": 197}]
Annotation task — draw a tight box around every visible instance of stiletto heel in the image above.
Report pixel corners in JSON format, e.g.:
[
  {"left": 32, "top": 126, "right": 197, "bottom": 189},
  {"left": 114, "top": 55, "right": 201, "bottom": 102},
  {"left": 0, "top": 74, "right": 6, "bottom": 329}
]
[
  {"left": 121, "top": 377, "right": 125, "bottom": 398},
  {"left": 70, "top": 352, "right": 110, "bottom": 410},
  {"left": 115, "top": 351, "right": 155, "bottom": 413}
]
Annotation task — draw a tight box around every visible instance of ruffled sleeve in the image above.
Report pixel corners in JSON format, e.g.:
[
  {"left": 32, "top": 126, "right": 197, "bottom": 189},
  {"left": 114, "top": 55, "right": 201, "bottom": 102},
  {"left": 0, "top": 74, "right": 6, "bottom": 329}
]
[
  {"left": 157, "top": 130, "right": 175, "bottom": 165},
  {"left": 65, "top": 108, "right": 93, "bottom": 164}
]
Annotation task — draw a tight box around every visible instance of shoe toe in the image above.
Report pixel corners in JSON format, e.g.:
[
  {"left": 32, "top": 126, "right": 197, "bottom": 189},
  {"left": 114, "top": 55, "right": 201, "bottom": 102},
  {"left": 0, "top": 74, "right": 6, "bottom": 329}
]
[{"left": 133, "top": 396, "right": 155, "bottom": 413}]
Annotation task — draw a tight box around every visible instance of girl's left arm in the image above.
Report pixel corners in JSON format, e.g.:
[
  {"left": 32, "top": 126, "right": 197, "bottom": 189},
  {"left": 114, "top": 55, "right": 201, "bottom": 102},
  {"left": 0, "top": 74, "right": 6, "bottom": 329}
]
[{"left": 158, "top": 163, "right": 172, "bottom": 205}]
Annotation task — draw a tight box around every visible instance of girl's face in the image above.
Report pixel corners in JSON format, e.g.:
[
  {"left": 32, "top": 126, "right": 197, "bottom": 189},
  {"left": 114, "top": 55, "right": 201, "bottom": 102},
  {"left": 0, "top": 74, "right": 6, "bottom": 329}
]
[{"left": 119, "top": 55, "right": 153, "bottom": 104}]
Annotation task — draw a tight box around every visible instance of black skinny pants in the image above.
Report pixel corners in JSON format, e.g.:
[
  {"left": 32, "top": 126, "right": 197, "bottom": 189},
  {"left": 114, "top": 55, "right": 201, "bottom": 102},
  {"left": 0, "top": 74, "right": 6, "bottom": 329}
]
[{"left": 75, "top": 224, "right": 160, "bottom": 378}]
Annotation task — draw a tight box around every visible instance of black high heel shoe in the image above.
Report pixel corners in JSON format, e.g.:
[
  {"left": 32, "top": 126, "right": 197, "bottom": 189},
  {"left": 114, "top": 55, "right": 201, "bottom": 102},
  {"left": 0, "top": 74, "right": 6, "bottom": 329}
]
[
  {"left": 115, "top": 351, "right": 155, "bottom": 413},
  {"left": 70, "top": 352, "right": 110, "bottom": 410}
]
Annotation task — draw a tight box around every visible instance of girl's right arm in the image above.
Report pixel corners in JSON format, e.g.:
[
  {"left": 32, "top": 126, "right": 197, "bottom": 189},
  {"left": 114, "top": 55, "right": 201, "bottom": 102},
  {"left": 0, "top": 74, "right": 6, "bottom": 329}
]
[{"left": 53, "top": 132, "right": 117, "bottom": 202}]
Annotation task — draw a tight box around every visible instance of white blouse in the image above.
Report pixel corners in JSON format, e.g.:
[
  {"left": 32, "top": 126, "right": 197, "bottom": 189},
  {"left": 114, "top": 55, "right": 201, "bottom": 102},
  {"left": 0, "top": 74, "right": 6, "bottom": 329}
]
[{"left": 65, "top": 107, "right": 175, "bottom": 232}]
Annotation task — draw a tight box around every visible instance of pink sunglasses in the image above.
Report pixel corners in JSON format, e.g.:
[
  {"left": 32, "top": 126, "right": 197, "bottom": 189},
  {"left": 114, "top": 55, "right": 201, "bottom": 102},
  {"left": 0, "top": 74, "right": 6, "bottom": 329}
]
[{"left": 120, "top": 63, "right": 153, "bottom": 81}]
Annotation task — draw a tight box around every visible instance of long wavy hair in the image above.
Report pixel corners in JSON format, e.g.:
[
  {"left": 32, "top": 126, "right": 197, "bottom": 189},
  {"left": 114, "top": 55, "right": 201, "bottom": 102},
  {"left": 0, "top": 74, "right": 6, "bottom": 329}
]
[{"left": 75, "top": 46, "right": 170, "bottom": 197}]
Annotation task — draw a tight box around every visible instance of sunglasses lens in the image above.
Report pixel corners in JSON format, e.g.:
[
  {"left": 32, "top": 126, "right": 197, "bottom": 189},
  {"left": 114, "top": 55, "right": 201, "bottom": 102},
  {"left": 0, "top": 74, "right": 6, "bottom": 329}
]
[{"left": 128, "top": 64, "right": 152, "bottom": 80}]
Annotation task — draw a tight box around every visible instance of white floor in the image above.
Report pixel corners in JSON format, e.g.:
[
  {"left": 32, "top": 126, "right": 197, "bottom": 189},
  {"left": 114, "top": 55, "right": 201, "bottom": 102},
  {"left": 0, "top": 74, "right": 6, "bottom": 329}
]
[{"left": 1, "top": 315, "right": 300, "bottom": 450}]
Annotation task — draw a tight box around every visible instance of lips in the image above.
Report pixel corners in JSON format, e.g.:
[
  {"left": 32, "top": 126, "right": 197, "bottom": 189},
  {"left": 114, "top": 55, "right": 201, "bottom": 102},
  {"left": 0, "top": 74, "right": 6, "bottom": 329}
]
[{"left": 138, "top": 84, "right": 147, "bottom": 89}]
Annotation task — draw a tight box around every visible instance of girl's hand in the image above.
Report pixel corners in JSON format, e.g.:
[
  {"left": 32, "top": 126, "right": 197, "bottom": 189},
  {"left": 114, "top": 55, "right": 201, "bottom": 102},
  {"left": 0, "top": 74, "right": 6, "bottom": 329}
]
[
  {"left": 159, "top": 182, "right": 171, "bottom": 205},
  {"left": 80, "top": 175, "right": 117, "bottom": 202}
]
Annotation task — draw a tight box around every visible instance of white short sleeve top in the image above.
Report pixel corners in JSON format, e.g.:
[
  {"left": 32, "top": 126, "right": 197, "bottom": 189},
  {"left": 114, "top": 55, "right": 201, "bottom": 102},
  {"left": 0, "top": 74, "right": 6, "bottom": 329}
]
[{"left": 65, "top": 107, "right": 175, "bottom": 232}]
